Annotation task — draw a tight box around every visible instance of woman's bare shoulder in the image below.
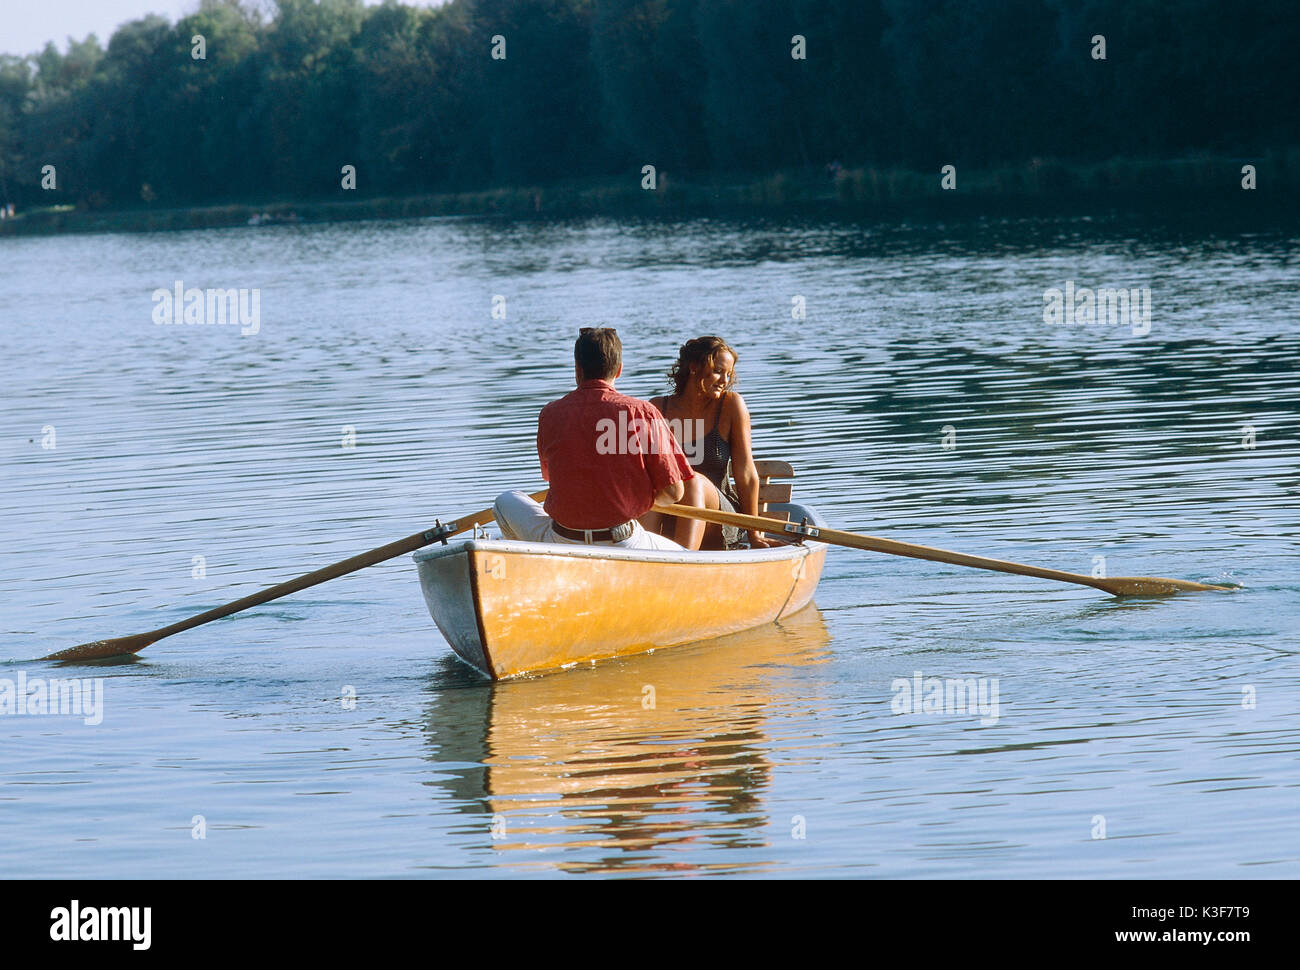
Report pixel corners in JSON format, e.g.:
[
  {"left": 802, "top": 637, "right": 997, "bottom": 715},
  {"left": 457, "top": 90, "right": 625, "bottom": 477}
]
[{"left": 724, "top": 390, "right": 751, "bottom": 419}]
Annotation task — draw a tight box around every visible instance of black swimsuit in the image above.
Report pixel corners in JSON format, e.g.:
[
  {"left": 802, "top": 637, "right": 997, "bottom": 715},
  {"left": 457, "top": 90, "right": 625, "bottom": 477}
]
[
  {"left": 655, "top": 393, "right": 743, "bottom": 546},
  {"left": 694, "top": 394, "right": 732, "bottom": 490},
  {"left": 653, "top": 393, "right": 730, "bottom": 488}
]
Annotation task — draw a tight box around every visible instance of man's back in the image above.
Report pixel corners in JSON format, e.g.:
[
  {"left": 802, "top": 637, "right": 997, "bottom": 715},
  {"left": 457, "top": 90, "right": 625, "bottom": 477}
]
[{"left": 539, "top": 379, "right": 690, "bottom": 530}]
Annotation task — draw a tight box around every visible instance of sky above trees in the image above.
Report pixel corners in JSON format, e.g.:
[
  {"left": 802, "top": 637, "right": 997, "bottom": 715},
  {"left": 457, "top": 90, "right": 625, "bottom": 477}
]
[{"left": 2, "top": 0, "right": 444, "bottom": 57}]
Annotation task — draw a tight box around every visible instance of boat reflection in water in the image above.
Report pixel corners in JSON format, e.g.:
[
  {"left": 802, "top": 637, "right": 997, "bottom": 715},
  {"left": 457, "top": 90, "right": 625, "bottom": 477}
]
[{"left": 422, "top": 604, "right": 832, "bottom": 875}]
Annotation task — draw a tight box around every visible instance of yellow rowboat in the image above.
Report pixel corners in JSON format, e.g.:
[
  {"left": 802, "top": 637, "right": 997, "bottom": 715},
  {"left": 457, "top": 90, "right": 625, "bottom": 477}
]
[{"left": 413, "top": 500, "right": 827, "bottom": 679}]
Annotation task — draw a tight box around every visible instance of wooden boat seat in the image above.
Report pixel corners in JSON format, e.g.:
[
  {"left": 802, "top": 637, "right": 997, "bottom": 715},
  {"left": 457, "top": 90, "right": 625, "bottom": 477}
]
[{"left": 748, "top": 459, "right": 794, "bottom": 522}]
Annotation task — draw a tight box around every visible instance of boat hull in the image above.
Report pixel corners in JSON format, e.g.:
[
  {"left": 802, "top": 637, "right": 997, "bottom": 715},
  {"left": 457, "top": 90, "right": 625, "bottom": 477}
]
[{"left": 414, "top": 503, "right": 827, "bottom": 679}]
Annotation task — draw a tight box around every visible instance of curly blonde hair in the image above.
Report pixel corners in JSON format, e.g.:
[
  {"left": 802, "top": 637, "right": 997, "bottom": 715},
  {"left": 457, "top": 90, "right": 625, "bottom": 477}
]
[{"left": 667, "top": 336, "right": 738, "bottom": 396}]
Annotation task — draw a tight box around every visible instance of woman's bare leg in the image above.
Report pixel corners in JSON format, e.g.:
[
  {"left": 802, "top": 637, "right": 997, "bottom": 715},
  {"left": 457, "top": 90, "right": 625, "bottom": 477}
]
[
  {"left": 673, "top": 474, "right": 722, "bottom": 550},
  {"left": 638, "top": 507, "right": 668, "bottom": 538}
]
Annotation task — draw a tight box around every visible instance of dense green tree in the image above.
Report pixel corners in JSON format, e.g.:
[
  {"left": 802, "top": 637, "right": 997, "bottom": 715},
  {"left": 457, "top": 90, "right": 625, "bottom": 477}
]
[
  {"left": 591, "top": 0, "right": 710, "bottom": 172},
  {"left": 693, "top": 0, "right": 807, "bottom": 172},
  {"left": 469, "top": 0, "right": 612, "bottom": 185},
  {"left": 884, "top": 0, "right": 1061, "bottom": 166},
  {"left": 0, "top": 0, "right": 1296, "bottom": 210},
  {"left": 18, "top": 34, "right": 111, "bottom": 204},
  {"left": 407, "top": 2, "right": 494, "bottom": 191},
  {"left": 790, "top": 0, "right": 898, "bottom": 165},
  {"left": 0, "top": 56, "right": 34, "bottom": 202}
]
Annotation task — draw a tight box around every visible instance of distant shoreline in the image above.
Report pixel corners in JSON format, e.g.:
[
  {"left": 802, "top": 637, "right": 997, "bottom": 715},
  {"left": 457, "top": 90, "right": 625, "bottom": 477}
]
[{"left": 2, "top": 151, "right": 1294, "bottom": 237}]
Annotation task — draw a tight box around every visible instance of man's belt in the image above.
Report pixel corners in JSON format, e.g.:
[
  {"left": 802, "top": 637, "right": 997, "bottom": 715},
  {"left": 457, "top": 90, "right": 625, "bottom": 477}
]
[{"left": 551, "top": 519, "right": 636, "bottom": 544}]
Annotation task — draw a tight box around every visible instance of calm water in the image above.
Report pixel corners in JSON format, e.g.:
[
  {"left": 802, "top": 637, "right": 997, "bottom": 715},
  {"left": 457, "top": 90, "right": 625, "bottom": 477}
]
[{"left": 1, "top": 213, "right": 1297, "bottom": 878}]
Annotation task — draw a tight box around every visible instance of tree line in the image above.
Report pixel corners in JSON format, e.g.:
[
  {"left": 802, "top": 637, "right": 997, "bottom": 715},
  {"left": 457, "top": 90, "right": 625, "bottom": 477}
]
[{"left": 0, "top": 0, "right": 1295, "bottom": 210}]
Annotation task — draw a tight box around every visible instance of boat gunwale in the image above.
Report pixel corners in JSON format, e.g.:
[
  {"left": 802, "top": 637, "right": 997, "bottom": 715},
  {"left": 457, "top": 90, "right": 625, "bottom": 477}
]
[{"left": 412, "top": 503, "right": 826, "bottom": 567}]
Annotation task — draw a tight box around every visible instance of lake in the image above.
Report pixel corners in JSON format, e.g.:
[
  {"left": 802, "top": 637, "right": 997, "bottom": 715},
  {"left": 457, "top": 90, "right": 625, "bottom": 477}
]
[{"left": 1, "top": 211, "right": 1297, "bottom": 877}]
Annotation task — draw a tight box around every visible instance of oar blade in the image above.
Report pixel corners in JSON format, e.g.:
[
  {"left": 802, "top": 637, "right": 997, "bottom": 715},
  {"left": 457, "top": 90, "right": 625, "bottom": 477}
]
[
  {"left": 1096, "top": 576, "right": 1236, "bottom": 596},
  {"left": 42, "top": 633, "right": 158, "bottom": 663}
]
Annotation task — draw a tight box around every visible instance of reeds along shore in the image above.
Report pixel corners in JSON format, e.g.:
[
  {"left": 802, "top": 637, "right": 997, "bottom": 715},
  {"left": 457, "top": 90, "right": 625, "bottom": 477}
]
[{"left": 1, "top": 150, "right": 1295, "bottom": 237}]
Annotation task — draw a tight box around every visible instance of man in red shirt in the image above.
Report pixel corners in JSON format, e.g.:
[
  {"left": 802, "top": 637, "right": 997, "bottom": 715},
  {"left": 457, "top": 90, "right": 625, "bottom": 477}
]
[{"left": 495, "top": 327, "right": 693, "bottom": 550}]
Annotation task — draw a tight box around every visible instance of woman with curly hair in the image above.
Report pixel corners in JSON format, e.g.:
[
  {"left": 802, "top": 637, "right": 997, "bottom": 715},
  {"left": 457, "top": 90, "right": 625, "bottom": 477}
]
[{"left": 640, "top": 336, "right": 774, "bottom": 551}]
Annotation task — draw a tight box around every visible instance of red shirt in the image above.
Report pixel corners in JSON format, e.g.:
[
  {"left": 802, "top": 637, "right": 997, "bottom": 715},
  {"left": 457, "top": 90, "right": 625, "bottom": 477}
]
[{"left": 538, "top": 379, "right": 694, "bottom": 529}]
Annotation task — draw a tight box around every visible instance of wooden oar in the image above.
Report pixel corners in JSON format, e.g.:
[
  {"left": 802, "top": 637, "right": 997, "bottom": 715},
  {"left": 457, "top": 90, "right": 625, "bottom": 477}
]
[
  {"left": 661, "top": 504, "right": 1234, "bottom": 596},
  {"left": 43, "top": 492, "right": 545, "bottom": 663}
]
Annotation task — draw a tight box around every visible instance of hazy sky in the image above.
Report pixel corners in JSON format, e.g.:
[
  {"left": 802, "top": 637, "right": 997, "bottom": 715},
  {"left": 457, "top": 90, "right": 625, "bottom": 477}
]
[{"left": 2, "top": 0, "right": 443, "bottom": 57}]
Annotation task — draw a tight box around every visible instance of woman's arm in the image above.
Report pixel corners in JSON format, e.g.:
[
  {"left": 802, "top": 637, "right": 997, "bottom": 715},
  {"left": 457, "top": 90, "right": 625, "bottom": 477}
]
[{"left": 727, "top": 393, "right": 775, "bottom": 548}]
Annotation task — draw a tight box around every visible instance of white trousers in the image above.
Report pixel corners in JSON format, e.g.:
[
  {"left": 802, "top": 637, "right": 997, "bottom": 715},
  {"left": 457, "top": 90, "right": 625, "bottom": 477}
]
[{"left": 493, "top": 490, "right": 684, "bottom": 551}]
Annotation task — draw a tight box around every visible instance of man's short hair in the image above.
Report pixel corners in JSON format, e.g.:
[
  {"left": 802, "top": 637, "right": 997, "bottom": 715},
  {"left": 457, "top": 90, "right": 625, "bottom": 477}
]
[{"left": 575, "top": 327, "right": 621, "bottom": 380}]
